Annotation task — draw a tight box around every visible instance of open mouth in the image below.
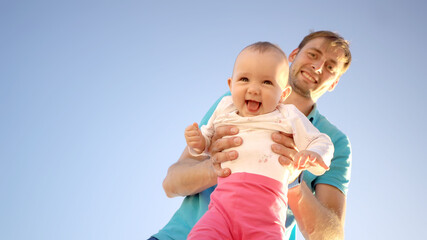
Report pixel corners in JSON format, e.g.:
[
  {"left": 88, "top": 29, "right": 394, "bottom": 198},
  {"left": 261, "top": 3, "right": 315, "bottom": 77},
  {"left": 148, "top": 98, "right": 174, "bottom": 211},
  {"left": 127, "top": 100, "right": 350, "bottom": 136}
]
[
  {"left": 246, "top": 100, "right": 261, "bottom": 112},
  {"left": 301, "top": 71, "right": 318, "bottom": 83}
]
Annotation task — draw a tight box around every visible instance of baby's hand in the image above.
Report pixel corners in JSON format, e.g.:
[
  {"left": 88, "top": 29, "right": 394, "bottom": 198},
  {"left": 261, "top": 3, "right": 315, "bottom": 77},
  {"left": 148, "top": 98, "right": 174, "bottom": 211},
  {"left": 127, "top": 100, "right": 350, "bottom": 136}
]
[
  {"left": 293, "top": 150, "right": 329, "bottom": 171},
  {"left": 184, "top": 123, "right": 206, "bottom": 154}
]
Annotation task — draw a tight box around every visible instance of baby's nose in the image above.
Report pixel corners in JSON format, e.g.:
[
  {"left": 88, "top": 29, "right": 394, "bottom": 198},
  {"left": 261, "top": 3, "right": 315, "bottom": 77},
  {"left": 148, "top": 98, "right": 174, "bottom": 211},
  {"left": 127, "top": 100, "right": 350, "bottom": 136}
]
[{"left": 248, "top": 85, "right": 260, "bottom": 94}]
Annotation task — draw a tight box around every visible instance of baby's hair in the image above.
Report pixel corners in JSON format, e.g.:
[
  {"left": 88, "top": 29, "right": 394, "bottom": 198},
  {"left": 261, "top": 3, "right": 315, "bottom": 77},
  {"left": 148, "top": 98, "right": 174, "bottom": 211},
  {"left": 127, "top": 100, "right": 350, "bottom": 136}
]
[
  {"left": 241, "top": 41, "right": 287, "bottom": 60},
  {"left": 234, "top": 42, "right": 289, "bottom": 89}
]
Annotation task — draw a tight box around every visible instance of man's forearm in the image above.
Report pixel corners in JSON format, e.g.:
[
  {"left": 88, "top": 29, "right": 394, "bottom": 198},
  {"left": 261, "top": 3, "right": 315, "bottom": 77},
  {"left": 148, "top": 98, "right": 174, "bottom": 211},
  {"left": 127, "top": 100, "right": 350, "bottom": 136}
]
[
  {"left": 162, "top": 148, "right": 217, "bottom": 197},
  {"left": 288, "top": 182, "right": 345, "bottom": 239}
]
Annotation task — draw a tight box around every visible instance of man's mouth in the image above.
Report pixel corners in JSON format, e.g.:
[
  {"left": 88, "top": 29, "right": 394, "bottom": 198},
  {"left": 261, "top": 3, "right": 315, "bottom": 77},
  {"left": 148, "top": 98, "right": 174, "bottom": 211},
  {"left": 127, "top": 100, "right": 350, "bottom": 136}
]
[
  {"left": 246, "top": 100, "right": 261, "bottom": 112},
  {"left": 301, "top": 71, "right": 318, "bottom": 83}
]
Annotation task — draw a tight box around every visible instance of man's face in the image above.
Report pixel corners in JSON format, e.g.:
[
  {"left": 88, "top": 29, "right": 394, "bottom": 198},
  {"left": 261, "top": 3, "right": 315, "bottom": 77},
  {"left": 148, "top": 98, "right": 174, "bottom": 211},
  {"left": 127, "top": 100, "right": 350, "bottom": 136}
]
[
  {"left": 228, "top": 49, "right": 289, "bottom": 117},
  {"left": 288, "top": 37, "right": 346, "bottom": 101}
]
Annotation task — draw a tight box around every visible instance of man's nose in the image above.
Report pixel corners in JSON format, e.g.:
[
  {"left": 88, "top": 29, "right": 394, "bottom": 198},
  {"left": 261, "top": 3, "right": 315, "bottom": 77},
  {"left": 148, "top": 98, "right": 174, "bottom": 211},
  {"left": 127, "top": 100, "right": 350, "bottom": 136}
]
[{"left": 311, "top": 60, "right": 325, "bottom": 74}]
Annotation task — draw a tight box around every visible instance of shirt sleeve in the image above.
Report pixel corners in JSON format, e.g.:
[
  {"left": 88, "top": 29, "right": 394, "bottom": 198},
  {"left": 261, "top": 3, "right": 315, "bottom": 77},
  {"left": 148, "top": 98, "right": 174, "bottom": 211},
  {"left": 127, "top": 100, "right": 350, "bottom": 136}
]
[{"left": 313, "top": 132, "right": 352, "bottom": 194}]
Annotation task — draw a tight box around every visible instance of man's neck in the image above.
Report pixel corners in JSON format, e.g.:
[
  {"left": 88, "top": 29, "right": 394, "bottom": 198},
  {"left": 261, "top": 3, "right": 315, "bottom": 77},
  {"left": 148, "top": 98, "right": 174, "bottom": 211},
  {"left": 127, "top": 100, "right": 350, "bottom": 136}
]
[{"left": 283, "top": 92, "right": 315, "bottom": 116}]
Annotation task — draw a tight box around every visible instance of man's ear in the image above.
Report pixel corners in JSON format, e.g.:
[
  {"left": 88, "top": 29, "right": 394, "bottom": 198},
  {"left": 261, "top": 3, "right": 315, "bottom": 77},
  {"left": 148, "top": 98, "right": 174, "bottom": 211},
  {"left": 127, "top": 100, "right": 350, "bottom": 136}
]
[
  {"left": 281, "top": 86, "right": 292, "bottom": 102},
  {"left": 328, "top": 78, "right": 340, "bottom": 91},
  {"left": 228, "top": 78, "right": 232, "bottom": 91},
  {"left": 288, "top": 48, "right": 300, "bottom": 62}
]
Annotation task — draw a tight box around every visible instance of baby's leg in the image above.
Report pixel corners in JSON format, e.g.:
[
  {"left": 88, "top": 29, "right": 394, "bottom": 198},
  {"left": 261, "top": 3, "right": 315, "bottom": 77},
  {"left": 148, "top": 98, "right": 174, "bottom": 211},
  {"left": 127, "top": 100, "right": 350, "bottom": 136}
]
[
  {"left": 220, "top": 172, "right": 287, "bottom": 239},
  {"left": 187, "top": 204, "right": 231, "bottom": 239}
]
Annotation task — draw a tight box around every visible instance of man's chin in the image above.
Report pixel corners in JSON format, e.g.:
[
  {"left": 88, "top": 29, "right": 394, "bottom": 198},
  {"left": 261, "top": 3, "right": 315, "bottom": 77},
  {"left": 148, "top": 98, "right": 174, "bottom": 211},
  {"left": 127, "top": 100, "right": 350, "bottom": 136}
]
[{"left": 292, "top": 86, "right": 311, "bottom": 98}]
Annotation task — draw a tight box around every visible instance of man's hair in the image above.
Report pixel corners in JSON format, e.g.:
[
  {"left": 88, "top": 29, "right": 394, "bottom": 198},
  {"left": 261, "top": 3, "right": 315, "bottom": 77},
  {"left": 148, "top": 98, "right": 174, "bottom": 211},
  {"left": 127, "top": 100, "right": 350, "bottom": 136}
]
[
  {"left": 299, "top": 31, "right": 352, "bottom": 74},
  {"left": 242, "top": 41, "right": 287, "bottom": 59}
]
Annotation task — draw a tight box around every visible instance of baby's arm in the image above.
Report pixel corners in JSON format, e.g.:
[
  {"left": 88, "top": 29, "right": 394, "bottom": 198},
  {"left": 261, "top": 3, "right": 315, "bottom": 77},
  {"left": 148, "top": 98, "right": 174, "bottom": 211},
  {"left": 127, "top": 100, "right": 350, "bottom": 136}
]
[
  {"left": 283, "top": 105, "right": 334, "bottom": 176},
  {"left": 184, "top": 96, "right": 235, "bottom": 157},
  {"left": 185, "top": 122, "right": 207, "bottom": 155},
  {"left": 293, "top": 150, "right": 329, "bottom": 173}
]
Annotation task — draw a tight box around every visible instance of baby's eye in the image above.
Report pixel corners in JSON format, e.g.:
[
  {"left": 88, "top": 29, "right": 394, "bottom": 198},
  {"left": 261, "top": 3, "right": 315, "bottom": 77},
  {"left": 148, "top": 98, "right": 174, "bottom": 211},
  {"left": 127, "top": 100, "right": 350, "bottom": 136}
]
[
  {"left": 263, "top": 80, "right": 273, "bottom": 85},
  {"left": 240, "top": 77, "right": 249, "bottom": 82}
]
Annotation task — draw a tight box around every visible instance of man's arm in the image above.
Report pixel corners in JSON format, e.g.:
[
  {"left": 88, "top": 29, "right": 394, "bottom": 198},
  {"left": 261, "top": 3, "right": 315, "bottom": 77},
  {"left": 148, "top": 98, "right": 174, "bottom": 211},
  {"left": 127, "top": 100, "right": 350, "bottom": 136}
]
[
  {"left": 288, "top": 183, "right": 346, "bottom": 240},
  {"left": 162, "top": 148, "right": 215, "bottom": 198},
  {"left": 163, "top": 126, "right": 242, "bottom": 198},
  {"left": 272, "top": 132, "right": 346, "bottom": 239}
]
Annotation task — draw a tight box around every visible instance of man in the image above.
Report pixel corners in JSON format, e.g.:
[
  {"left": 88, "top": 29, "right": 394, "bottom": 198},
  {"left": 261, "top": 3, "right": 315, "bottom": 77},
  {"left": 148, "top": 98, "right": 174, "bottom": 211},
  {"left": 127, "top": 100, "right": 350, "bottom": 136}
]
[{"left": 151, "top": 30, "right": 352, "bottom": 240}]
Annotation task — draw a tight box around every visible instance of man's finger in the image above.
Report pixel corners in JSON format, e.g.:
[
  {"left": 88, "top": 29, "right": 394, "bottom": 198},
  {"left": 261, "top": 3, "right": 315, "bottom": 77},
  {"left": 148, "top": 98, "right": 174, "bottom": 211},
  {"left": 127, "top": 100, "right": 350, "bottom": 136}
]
[
  {"left": 211, "top": 125, "right": 239, "bottom": 143},
  {"left": 209, "top": 137, "right": 242, "bottom": 155},
  {"left": 216, "top": 168, "right": 231, "bottom": 178},
  {"left": 272, "top": 132, "right": 298, "bottom": 151},
  {"left": 272, "top": 143, "right": 297, "bottom": 161},
  {"left": 278, "top": 156, "right": 293, "bottom": 167},
  {"left": 211, "top": 153, "right": 234, "bottom": 177},
  {"left": 212, "top": 150, "right": 238, "bottom": 164}
]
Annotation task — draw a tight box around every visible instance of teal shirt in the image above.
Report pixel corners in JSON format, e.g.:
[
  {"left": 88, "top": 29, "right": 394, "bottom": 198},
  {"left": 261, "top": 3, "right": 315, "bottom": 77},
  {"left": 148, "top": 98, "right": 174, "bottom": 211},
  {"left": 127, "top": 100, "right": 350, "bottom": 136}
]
[{"left": 153, "top": 92, "right": 352, "bottom": 240}]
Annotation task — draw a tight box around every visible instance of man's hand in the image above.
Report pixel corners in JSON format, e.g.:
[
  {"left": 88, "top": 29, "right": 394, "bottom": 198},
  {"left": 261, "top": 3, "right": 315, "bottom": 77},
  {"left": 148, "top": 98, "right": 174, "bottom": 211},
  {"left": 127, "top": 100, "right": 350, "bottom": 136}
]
[
  {"left": 208, "top": 125, "right": 242, "bottom": 178},
  {"left": 271, "top": 132, "right": 302, "bottom": 183},
  {"left": 271, "top": 132, "right": 299, "bottom": 167}
]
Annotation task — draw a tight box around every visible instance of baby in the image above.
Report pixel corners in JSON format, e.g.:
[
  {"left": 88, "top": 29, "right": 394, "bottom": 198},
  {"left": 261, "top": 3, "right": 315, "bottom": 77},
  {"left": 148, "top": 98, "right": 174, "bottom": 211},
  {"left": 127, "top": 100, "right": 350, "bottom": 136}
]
[{"left": 186, "top": 42, "right": 334, "bottom": 239}]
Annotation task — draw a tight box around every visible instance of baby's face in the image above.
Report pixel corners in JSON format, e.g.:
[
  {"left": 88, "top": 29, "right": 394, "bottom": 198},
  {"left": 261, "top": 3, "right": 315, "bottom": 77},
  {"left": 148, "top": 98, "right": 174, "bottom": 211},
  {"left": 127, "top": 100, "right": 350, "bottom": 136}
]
[{"left": 228, "top": 49, "right": 289, "bottom": 117}]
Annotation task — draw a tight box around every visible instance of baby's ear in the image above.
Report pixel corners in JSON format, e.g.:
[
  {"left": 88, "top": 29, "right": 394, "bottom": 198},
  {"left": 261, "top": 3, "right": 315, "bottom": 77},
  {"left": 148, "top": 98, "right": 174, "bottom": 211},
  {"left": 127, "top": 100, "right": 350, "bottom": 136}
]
[
  {"left": 281, "top": 86, "right": 292, "bottom": 102},
  {"left": 227, "top": 78, "right": 232, "bottom": 91}
]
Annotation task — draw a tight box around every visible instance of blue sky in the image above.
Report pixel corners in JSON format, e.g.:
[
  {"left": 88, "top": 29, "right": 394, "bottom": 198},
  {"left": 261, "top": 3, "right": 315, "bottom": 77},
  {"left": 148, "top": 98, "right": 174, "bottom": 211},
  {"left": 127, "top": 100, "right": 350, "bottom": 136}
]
[{"left": 1, "top": 0, "right": 426, "bottom": 239}]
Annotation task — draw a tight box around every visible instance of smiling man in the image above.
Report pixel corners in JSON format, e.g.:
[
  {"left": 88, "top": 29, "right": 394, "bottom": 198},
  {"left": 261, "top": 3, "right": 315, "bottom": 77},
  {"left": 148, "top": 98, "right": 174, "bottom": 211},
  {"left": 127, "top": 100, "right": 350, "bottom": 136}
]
[
  {"left": 151, "top": 30, "right": 352, "bottom": 240},
  {"left": 289, "top": 37, "right": 347, "bottom": 101}
]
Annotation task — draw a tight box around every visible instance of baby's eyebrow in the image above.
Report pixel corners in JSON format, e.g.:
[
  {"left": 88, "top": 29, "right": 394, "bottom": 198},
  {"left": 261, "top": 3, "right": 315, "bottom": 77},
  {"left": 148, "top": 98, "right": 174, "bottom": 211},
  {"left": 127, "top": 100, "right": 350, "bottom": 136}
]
[{"left": 235, "top": 72, "right": 251, "bottom": 78}]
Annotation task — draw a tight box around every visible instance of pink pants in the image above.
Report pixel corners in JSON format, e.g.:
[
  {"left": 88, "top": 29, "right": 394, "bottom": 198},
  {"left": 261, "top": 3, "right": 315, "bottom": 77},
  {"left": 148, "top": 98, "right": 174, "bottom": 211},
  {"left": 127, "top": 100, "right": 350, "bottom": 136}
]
[{"left": 188, "top": 172, "right": 287, "bottom": 240}]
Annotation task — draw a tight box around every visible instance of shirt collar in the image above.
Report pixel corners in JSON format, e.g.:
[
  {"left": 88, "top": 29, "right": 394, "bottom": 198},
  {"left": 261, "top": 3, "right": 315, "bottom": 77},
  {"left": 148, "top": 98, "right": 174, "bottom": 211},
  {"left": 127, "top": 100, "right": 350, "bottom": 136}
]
[{"left": 307, "top": 103, "right": 319, "bottom": 124}]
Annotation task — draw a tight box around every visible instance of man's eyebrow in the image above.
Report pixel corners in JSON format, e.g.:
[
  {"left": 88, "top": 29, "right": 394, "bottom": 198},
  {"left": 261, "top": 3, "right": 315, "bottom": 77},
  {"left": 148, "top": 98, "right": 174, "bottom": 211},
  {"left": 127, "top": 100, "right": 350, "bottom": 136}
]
[
  {"left": 328, "top": 59, "right": 338, "bottom": 66},
  {"left": 308, "top": 47, "right": 339, "bottom": 65},
  {"left": 308, "top": 47, "right": 323, "bottom": 56}
]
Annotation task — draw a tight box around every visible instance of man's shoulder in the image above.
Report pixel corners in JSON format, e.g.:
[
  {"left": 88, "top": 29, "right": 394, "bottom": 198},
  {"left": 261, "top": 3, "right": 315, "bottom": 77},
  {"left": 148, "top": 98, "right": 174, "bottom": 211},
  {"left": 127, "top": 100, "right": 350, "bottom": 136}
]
[
  {"left": 314, "top": 111, "right": 351, "bottom": 154},
  {"left": 315, "top": 112, "right": 348, "bottom": 140}
]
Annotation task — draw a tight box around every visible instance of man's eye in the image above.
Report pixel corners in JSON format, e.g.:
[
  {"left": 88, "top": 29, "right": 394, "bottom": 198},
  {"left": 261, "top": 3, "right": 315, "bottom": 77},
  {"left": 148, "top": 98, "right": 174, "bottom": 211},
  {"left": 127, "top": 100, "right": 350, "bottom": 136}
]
[
  {"left": 308, "top": 52, "right": 316, "bottom": 58},
  {"left": 327, "top": 65, "right": 336, "bottom": 73}
]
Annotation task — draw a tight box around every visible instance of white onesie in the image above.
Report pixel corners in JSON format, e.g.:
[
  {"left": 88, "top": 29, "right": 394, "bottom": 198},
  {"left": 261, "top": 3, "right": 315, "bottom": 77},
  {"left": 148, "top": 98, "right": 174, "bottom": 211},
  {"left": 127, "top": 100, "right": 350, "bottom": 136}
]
[{"left": 190, "top": 96, "right": 334, "bottom": 183}]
